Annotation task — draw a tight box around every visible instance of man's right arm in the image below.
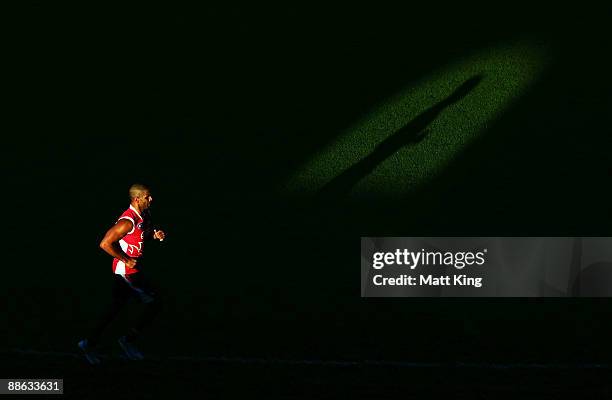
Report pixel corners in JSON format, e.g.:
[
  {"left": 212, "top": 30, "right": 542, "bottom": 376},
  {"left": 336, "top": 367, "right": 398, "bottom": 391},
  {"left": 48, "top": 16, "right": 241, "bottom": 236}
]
[{"left": 99, "top": 219, "right": 137, "bottom": 269}]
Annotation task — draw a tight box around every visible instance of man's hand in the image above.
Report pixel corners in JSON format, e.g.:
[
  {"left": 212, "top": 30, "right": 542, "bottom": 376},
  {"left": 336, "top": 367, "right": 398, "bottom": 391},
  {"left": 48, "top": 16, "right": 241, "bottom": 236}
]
[
  {"left": 125, "top": 257, "right": 138, "bottom": 269},
  {"left": 153, "top": 229, "right": 166, "bottom": 241}
]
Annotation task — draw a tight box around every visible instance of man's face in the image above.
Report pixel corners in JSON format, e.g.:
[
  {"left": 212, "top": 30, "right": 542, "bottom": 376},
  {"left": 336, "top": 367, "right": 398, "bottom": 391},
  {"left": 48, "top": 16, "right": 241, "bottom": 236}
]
[{"left": 138, "top": 192, "right": 153, "bottom": 210}]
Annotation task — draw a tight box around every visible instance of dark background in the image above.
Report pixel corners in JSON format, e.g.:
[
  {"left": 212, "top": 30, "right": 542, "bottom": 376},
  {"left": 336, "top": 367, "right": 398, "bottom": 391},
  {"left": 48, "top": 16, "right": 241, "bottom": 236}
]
[{"left": 2, "top": 3, "right": 612, "bottom": 397}]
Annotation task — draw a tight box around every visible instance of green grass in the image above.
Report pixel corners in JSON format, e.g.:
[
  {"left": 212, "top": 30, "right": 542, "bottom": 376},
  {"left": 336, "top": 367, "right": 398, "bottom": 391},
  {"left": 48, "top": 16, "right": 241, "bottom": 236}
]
[{"left": 285, "top": 41, "right": 550, "bottom": 198}]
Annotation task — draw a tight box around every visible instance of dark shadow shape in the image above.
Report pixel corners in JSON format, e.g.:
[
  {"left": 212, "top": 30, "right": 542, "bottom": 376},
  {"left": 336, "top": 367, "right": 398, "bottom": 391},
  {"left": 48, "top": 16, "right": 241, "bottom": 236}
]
[
  {"left": 568, "top": 237, "right": 583, "bottom": 296},
  {"left": 317, "top": 75, "right": 483, "bottom": 200},
  {"left": 571, "top": 262, "right": 612, "bottom": 297}
]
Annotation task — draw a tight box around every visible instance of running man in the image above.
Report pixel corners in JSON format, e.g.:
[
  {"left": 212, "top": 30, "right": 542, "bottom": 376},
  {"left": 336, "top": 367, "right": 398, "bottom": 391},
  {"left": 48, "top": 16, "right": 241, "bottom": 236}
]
[{"left": 78, "top": 183, "right": 166, "bottom": 364}]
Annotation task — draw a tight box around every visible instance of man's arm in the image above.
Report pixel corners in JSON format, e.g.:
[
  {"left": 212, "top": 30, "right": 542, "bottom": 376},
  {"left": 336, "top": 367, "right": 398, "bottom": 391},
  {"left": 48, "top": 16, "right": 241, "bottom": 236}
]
[
  {"left": 153, "top": 229, "right": 166, "bottom": 241},
  {"left": 144, "top": 225, "right": 166, "bottom": 241},
  {"left": 99, "top": 219, "right": 137, "bottom": 269}
]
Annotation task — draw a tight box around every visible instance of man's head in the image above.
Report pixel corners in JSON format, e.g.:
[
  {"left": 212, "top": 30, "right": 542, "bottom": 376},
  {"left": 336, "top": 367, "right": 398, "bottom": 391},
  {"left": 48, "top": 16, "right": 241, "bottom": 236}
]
[{"left": 129, "top": 183, "right": 153, "bottom": 211}]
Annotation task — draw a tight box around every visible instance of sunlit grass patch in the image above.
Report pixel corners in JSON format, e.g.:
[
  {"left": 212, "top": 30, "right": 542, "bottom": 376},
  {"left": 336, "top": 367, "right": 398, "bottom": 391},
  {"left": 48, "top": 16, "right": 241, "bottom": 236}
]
[{"left": 285, "top": 41, "right": 550, "bottom": 198}]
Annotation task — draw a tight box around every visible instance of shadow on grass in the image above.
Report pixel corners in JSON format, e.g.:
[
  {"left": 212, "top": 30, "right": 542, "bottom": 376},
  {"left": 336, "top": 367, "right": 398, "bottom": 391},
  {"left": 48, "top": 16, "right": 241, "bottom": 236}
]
[{"left": 316, "top": 75, "right": 483, "bottom": 200}]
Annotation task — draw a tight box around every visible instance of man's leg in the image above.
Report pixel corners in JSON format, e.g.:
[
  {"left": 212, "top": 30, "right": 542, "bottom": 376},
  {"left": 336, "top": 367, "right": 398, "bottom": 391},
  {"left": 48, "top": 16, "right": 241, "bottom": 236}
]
[
  {"left": 78, "top": 274, "right": 132, "bottom": 364},
  {"left": 125, "top": 297, "right": 163, "bottom": 342},
  {"left": 118, "top": 273, "right": 163, "bottom": 359},
  {"left": 86, "top": 274, "right": 132, "bottom": 347}
]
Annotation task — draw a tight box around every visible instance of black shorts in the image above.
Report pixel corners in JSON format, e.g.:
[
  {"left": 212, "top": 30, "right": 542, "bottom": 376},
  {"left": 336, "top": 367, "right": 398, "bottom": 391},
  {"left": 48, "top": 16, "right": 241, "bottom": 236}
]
[{"left": 112, "top": 273, "right": 159, "bottom": 304}]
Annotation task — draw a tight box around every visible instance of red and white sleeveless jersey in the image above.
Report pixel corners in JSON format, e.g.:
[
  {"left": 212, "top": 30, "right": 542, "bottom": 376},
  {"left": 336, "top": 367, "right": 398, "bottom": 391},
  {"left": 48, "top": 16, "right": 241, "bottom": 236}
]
[{"left": 112, "top": 205, "right": 149, "bottom": 275}]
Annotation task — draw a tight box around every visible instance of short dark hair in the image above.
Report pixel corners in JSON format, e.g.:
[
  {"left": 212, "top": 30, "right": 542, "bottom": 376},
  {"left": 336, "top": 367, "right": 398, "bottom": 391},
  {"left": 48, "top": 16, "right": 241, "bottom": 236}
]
[{"left": 129, "top": 183, "right": 150, "bottom": 200}]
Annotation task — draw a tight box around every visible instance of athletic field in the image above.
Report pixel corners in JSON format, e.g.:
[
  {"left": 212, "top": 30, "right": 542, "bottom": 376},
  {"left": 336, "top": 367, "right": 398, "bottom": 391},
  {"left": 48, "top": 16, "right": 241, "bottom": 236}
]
[
  {"left": 4, "top": 350, "right": 612, "bottom": 398},
  {"left": 4, "top": 4, "right": 612, "bottom": 398}
]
